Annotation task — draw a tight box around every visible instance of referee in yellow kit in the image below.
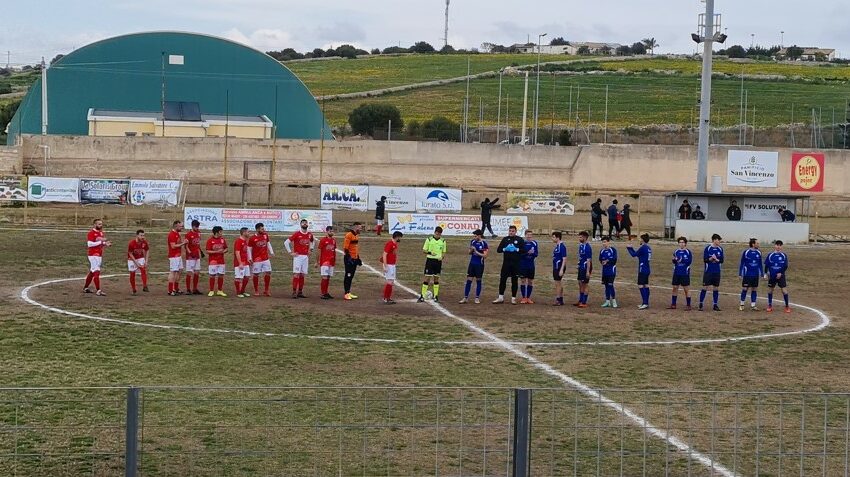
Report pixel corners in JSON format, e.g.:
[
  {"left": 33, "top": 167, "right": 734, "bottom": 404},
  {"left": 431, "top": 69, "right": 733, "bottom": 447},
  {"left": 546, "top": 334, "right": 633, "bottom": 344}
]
[{"left": 418, "top": 226, "right": 447, "bottom": 303}]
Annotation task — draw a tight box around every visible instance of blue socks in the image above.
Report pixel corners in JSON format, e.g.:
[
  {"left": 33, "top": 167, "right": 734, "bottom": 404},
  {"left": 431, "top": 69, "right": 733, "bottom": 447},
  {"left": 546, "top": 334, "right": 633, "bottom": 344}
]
[
  {"left": 639, "top": 287, "right": 649, "bottom": 305},
  {"left": 520, "top": 284, "right": 527, "bottom": 298},
  {"left": 784, "top": 293, "right": 789, "bottom": 307},
  {"left": 671, "top": 295, "right": 678, "bottom": 306},
  {"left": 527, "top": 285, "right": 533, "bottom": 299},
  {"left": 686, "top": 296, "right": 691, "bottom": 306},
  {"left": 699, "top": 289, "right": 707, "bottom": 305},
  {"left": 476, "top": 280, "right": 482, "bottom": 298},
  {"left": 750, "top": 290, "right": 757, "bottom": 304},
  {"left": 767, "top": 292, "right": 773, "bottom": 306},
  {"left": 740, "top": 289, "right": 747, "bottom": 302},
  {"left": 713, "top": 290, "right": 719, "bottom": 305},
  {"left": 579, "top": 292, "right": 588, "bottom": 304},
  {"left": 464, "top": 280, "right": 472, "bottom": 298}
]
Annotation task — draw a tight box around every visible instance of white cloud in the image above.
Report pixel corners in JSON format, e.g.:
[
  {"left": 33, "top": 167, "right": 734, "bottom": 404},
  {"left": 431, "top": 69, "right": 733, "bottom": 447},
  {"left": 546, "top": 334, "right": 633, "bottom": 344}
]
[{"left": 222, "top": 28, "right": 298, "bottom": 52}]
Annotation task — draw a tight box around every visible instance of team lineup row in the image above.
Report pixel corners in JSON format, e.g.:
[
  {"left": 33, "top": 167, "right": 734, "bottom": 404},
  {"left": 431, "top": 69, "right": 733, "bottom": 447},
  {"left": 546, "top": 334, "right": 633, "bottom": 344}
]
[{"left": 81, "top": 218, "right": 792, "bottom": 312}]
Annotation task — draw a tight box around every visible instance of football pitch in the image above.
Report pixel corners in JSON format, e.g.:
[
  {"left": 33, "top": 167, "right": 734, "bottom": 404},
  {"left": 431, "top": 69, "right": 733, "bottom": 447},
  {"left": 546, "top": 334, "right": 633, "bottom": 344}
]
[{"left": 1, "top": 227, "right": 849, "bottom": 475}]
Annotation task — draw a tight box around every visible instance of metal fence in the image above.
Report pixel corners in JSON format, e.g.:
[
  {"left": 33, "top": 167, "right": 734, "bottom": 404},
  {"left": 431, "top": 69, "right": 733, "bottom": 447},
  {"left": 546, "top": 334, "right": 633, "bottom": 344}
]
[{"left": 0, "top": 386, "right": 848, "bottom": 476}]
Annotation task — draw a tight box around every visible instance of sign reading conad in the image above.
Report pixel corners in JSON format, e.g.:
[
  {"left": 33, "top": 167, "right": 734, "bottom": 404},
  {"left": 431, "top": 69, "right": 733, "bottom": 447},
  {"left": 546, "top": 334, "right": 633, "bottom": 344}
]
[
  {"left": 27, "top": 177, "right": 80, "bottom": 203},
  {"left": 388, "top": 213, "right": 528, "bottom": 236},
  {"left": 320, "top": 184, "right": 369, "bottom": 211},
  {"left": 184, "top": 207, "right": 333, "bottom": 232},
  {"left": 791, "top": 152, "right": 825, "bottom": 192}
]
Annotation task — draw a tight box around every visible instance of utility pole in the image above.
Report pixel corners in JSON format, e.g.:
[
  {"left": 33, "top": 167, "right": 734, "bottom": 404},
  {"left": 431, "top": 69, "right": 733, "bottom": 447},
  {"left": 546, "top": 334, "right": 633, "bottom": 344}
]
[
  {"left": 443, "top": 0, "right": 450, "bottom": 48},
  {"left": 521, "top": 71, "right": 529, "bottom": 145},
  {"left": 5, "top": 51, "right": 9, "bottom": 69},
  {"left": 41, "top": 57, "right": 48, "bottom": 135},
  {"left": 694, "top": 0, "right": 724, "bottom": 192}
]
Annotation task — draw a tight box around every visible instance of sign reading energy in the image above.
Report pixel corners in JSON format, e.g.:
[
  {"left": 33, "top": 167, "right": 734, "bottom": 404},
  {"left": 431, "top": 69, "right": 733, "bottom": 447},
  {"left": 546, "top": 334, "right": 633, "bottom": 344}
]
[{"left": 791, "top": 152, "right": 825, "bottom": 192}]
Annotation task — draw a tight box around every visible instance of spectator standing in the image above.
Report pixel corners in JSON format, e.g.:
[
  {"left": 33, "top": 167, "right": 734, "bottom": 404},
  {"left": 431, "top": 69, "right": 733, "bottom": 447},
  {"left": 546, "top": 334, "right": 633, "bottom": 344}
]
[
  {"left": 590, "top": 199, "right": 605, "bottom": 240},
  {"left": 726, "top": 200, "right": 742, "bottom": 221},
  {"left": 620, "top": 204, "right": 633, "bottom": 238},
  {"left": 607, "top": 200, "right": 620, "bottom": 239},
  {"left": 374, "top": 196, "right": 387, "bottom": 236},
  {"left": 678, "top": 200, "right": 692, "bottom": 219},
  {"left": 480, "top": 197, "right": 501, "bottom": 238}
]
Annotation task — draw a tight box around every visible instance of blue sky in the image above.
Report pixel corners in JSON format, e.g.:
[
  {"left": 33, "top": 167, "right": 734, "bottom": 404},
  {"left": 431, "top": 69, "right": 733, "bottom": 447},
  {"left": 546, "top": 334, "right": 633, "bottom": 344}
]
[{"left": 3, "top": 0, "right": 848, "bottom": 65}]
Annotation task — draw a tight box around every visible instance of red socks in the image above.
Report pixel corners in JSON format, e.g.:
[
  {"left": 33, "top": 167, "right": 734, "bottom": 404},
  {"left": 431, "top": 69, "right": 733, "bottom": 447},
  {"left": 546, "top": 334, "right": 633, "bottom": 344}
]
[
  {"left": 84, "top": 272, "right": 93, "bottom": 289},
  {"left": 242, "top": 277, "right": 249, "bottom": 294},
  {"left": 130, "top": 272, "right": 136, "bottom": 292},
  {"left": 186, "top": 274, "right": 192, "bottom": 291},
  {"left": 209, "top": 276, "right": 215, "bottom": 292},
  {"left": 264, "top": 274, "right": 271, "bottom": 293},
  {"left": 217, "top": 276, "right": 224, "bottom": 291},
  {"left": 320, "top": 277, "right": 329, "bottom": 295},
  {"left": 253, "top": 275, "right": 260, "bottom": 293},
  {"left": 384, "top": 284, "right": 393, "bottom": 300},
  {"left": 291, "top": 275, "right": 305, "bottom": 292},
  {"left": 140, "top": 268, "right": 148, "bottom": 287},
  {"left": 92, "top": 271, "right": 101, "bottom": 291}
]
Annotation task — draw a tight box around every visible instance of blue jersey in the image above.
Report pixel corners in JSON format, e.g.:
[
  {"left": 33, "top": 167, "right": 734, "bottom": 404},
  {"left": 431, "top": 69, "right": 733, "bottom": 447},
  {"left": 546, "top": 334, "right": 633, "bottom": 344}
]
[
  {"left": 672, "top": 249, "right": 693, "bottom": 276},
  {"left": 520, "top": 239, "right": 539, "bottom": 269},
  {"left": 578, "top": 242, "right": 593, "bottom": 271},
  {"left": 469, "top": 239, "right": 489, "bottom": 266},
  {"left": 703, "top": 245, "right": 724, "bottom": 274},
  {"left": 739, "top": 249, "right": 763, "bottom": 277},
  {"left": 599, "top": 247, "right": 618, "bottom": 277},
  {"left": 627, "top": 243, "right": 652, "bottom": 275},
  {"left": 552, "top": 242, "right": 567, "bottom": 270},
  {"left": 764, "top": 251, "right": 788, "bottom": 276}
]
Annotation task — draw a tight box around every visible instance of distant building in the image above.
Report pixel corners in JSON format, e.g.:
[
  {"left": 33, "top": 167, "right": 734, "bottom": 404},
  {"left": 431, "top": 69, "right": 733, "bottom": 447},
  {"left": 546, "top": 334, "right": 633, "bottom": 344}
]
[
  {"left": 774, "top": 47, "right": 836, "bottom": 61},
  {"left": 510, "top": 42, "right": 622, "bottom": 56},
  {"left": 87, "top": 106, "right": 274, "bottom": 139}
]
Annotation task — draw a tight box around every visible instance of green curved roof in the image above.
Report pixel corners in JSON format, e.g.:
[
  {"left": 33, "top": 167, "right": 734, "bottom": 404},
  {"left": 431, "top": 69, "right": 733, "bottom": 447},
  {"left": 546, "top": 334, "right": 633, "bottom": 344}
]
[{"left": 7, "top": 31, "right": 332, "bottom": 144}]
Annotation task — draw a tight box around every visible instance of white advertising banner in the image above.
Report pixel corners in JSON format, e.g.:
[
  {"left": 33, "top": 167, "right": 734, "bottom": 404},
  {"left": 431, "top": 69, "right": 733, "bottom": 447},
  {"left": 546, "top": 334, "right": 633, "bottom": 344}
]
[
  {"left": 741, "top": 197, "right": 791, "bottom": 222},
  {"left": 388, "top": 213, "right": 528, "bottom": 236},
  {"left": 184, "top": 207, "right": 333, "bottom": 232},
  {"left": 130, "top": 179, "right": 181, "bottom": 207},
  {"left": 414, "top": 187, "right": 463, "bottom": 213},
  {"left": 368, "top": 186, "right": 416, "bottom": 212},
  {"left": 320, "top": 184, "right": 369, "bottom": 211},
  {"left": 27, "top": 177, "right": 80, "bottom": 203},
  {"left": 727, "top": 150, "right": 779, "bottom": 188}
]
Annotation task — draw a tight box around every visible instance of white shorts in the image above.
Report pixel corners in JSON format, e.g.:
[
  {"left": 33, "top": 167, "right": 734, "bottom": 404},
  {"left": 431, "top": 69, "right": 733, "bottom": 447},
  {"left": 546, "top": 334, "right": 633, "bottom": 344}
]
[
  {"left": 293, "top": 255, "right": 309, "bottom": 275},
  {"left": 234, "top": 265, "right": 251, "bottom": 279},
  {"left": 88, "top": 256, "right": 102, "bottom": 273},
  {"left": 127, "top": 258, "right": 146, "bottom": 272},
  {"left": 185, "top": 259, "right": 201, "bottom": 272},
  {"left": 376, "top": 219, "right": 384, "bottom": 226},
  {"left": 384, "top": 264, "right": 397, "bottom": 281},
  {"left": 252, "top": 260, "right": 272, "bottom": 274},
  {"left": 208, "top": 264, "right": 226, "bottom": 276},
  {"left": 320, "top": 265, "right": 335, "bottom": 277},
  {"left": 169, "top": 257, "right": 184, "bottom": 272}
]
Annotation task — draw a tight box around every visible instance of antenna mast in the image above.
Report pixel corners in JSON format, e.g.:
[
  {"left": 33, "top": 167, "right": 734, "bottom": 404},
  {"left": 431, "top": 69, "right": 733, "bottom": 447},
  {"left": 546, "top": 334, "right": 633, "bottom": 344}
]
[{"left": 443, "top": 0, "right": 450, "bottom": 48}]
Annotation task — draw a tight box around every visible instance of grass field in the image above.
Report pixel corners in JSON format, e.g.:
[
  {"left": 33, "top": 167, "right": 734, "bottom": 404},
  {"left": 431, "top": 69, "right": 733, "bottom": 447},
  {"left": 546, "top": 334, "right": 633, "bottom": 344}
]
[{"left": 1, "top": 225, "right": 849, "bottom": 475}]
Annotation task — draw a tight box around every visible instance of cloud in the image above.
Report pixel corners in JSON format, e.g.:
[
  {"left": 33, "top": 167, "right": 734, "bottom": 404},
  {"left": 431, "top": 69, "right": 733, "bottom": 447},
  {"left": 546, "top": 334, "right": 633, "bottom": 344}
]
[
  {"left": 314, "top": 22, "right": 367, "bottom": 46},
  {"left": 222, "top": 28, "right": 298, "bottom": 52}
]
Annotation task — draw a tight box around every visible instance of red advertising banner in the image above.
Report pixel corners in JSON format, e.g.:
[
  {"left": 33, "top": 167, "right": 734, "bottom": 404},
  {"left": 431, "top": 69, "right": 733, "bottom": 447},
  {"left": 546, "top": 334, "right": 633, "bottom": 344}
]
[{"left": 791, "top": 153, "right": 825, "bottom": 192}]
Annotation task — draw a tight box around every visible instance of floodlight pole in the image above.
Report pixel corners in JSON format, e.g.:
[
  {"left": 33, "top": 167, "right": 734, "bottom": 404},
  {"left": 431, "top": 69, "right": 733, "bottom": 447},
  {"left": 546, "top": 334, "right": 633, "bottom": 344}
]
[
  {"left": 695, "top": 0, "right": 715, "bottom": 192},
  {"left": 40, "top": 57, "right": 47, "bottom": 135},
  {"left": 533, "top": 33, "right": 546, "bottom": 145},
  {"left": 521, "top": 71, "right": 529, "bottom": 145}
]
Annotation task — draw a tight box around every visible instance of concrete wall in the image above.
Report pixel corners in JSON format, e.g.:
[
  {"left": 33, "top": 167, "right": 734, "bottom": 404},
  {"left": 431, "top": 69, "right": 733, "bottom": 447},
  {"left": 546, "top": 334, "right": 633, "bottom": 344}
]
[
  {"left": 0, "top": 146, "right": 22, "bottom": 174},
  {"left": 18, "top": 135, "right": 850, "bottom": 215}
]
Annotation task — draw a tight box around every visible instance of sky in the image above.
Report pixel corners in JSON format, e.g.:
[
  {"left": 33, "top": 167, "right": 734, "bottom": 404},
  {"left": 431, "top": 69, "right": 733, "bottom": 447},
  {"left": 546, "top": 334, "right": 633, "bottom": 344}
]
[{"left": 2, "top": 0, "right": 848, "bottom": 65}]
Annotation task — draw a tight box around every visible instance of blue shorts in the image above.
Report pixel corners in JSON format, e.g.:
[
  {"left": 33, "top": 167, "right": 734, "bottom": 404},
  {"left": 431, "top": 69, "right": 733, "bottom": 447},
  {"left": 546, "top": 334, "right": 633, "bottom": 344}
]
[
  {"left": 741, "top": 276, "right": 759, "bottom": 288},
  {"left": 672, "top": 275, "right": 690, "bottom": 287},
  {"left": 637, "top": 273, "right": 650, "bottom": 286},
  {"left": 601, "top": 274, "right": 616, "bottom": 285},
  {"left": 467, "top": 263, "right": 485, "bottom": 279},
  {"left": 767, "top": 273, "right": 787, "bottom": 288},
  {"left": 519, "top": 266, "right": 535, "bottom": 280},
  {"left": 702, "top": 272, "right": 721, "bottom": 287}
]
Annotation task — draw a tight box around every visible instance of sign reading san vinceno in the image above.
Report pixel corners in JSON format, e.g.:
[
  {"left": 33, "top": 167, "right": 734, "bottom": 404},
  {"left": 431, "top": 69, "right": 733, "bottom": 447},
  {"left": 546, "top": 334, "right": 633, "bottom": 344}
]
[{"left": 727, "top": 150, "right": 779, "bottom": 188}]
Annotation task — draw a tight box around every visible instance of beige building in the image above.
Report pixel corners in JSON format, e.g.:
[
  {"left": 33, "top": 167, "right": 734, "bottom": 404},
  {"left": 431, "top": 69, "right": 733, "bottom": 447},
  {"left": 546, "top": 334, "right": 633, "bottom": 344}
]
[
  {"left": 774, "top": 47, "right": 836, "bottom": 61},
  {"left": 87, "top": 109, "right": 274, "bottom": 139}
]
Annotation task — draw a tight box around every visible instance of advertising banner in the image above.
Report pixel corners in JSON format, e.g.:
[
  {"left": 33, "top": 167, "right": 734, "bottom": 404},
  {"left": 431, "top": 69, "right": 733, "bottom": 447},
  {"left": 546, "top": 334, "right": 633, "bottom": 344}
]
[
  {"left": 506, "top": 191, "right": 575, "bottom": 215},
  {"left": 742, "top": 197, "right": 791, "bottom": 222},
  {"left": 80, "top": 178, "right": 130, "bottom": 205},
  {"left": 727, "top": 150, "right": 779, "bottom": 188},
  {"left": 368, "top": 186, "right": 416, "bottom": 212},
  {"left": 184, "top": 207, "right": 332, "bottom": 232},
  {"left": 130, "top": 179, "right": 181, "bottom": 207},
  {"left": 320, "top": 184, "right": 369, "bottom": 211},
  {"left": 414, "top": 187, "right": 462, "bottom": 213},
  {"left": 388, "top": 213, "right": 528, "bottom": 236},
  {"left": 791, "top": 152, "right": 825, "bottom": 192},
  {"left": 0, "top": 176, "right": 27, "bottom": 201},
  {"left": 27, "top": 177, "right": 80, "bottom": 203}
]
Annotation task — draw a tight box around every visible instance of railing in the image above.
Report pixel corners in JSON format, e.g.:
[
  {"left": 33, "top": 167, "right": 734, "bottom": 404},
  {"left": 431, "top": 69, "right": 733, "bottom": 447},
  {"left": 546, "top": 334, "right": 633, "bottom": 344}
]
[{"left": 0, "top": 386, "right": 848, "bottom": 476}]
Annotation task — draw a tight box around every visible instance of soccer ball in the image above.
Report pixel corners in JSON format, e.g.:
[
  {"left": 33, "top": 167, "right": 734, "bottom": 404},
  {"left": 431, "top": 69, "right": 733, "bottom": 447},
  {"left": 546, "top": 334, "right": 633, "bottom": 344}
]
[{"left": 425, "top": 291, "right": 434, "bottom": 300}]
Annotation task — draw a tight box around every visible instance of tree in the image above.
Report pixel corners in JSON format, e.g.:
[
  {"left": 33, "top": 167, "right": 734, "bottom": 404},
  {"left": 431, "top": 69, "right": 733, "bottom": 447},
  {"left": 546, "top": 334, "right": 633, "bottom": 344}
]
[
  {"left": 549, "top": 37, "right": 569, "bottom": 46},
  {"left": 439, "top": 44, "right": 456, "bottom": 54},
  {"left": 599, "top": 45, "right": 612, "bottom": 56},
  {"left": 50, "top": 54, "right": 65, "bottom": 65},
  {"left": 630, "top": 42, "right": 647, "bottom": 55},
  {"left": 266, "top": 48, "right": 304, "bottom": 61},
  {"left": 410, "top": 41, "right": 436, "bottom": 53},
  {"left": 420, "top": 116, "right": 460, "bottom": 141},
  {"left": 642, "top": 38, "right": 659, "bottom": 55},
  {"left": 785, "top": 46, "right": 804, "bottom": 60},
  {"left": 370, "top": 48, "right": 381, "bottom": 55},
  {"left": 616, "top": 45, "right": 632, "bottom": 56},
  {"left": 348, "top": 103, "right": 403, "bottom": 137},
  {"left": 330, "top": 44, "right": 362, "bottom": 59},
  {"left": 306, "top": 48, "right": 326, "bottom": 58},
  {"left": 0, "top": 84, "right": 11, "bottom": 95},
  {"left": 724, "top": 45, "right": 747, "bottom": 58},
  {"left": 576, "top": 45, "right": 591, "bottom": 56},
  {"left": 0, "top": 99, "right": 22, "bottom": 142},
  {"left": 405, "top": 119, "right": 422, "bottom": 137},
  {"left": 382, "top": 46, "right": 409, "bottom": 54}
]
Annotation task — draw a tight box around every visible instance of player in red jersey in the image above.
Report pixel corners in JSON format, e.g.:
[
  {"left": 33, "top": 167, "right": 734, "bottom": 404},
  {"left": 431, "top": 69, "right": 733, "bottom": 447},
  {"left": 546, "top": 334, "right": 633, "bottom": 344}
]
[
  {"left": 248, "top": 222, "right": 274, "bottom": 296},
  {"left": 167, "top": 220, "right": 188, "bottom": 296},
  {"left": 205, "top": 226, "right": 229, "bottom": 297},
  {"left": 233, "top": 227, "right": 252, "bottom": 298},
  {"left": 84, "top": 218, "right": 112, "bottom": 296},
  {"left": 381, "top": 231, "right": 404, "bottom": 304},
  {"left": 127, "top": 229, "right": 149, "bottom": 294},
  {"left": 284, "top": 219, "right": 315, "bottom": 299},
  {"left": 184, "top": 219, "right": 203, "bottom": 295},
  {"left": 317, "top": 226, "right": 337, "bottom": 300}
]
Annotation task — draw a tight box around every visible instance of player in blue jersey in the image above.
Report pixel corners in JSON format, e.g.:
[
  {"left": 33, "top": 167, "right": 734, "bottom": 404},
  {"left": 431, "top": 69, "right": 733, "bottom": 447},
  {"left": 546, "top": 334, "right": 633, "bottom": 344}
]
[
  {"left": 574, "top": 231, "right": 593, "bottom": 308},
  {"left": 738, "top": 238, "right": 763, "bottom": 311},
  {"left": 627, "top": 233, "right": 652, "bottom": 310},
  {"left": 699, "top": 234, "right": 724, "bottom": 311},
  {"left": 599, "top": 236, "right": 619, "bottom": 308},
  {"left": 459, "top": 230, "right": 489, "bottom": 304},
  {"left": 519, "top": 230, "right": 539, "bottom": 304},
  {"left": 551, "top": 231, "right": 568, "bottom": 306},
  {"left": 669, "top": 236, "right": 693, "bottom": 310},
  {"left": 764, "top": 240, "right": 791, "bottom": 313}
]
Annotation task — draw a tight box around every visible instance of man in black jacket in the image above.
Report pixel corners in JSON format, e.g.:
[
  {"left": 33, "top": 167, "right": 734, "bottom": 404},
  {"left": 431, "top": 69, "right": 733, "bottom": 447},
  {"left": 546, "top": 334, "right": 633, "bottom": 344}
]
[
  {"left": 607, "top": 199, "right": 620, "bottom": 239},
  {"left": 726, "top": 200, "right": 742, "bottom": 221},
  {"left": 590, "top": 199, "right": 605, "bottom": 240},
  {"left": 493, "top": 225, "right": 525, "bottom": 305},
  {"left": 480, "top": 197, "right": 501, "bottom": 238},
  {"left": 375, "top": 196, "right": 386, "bottom": 236}
]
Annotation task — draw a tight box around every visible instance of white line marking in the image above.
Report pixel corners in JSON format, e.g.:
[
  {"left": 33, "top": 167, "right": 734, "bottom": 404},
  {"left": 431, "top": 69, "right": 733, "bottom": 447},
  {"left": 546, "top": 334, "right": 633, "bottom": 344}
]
[{"left": 355, "top": 260, "right": 739, "bottom": 476}]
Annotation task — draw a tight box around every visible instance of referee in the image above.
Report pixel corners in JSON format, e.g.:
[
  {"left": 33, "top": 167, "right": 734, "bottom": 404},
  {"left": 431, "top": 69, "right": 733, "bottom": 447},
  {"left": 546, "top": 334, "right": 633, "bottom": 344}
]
[
  {"left": 493, "top": 225, "right": 525, "bottom": 304},
  {"left": 418, "top": 226, "right": 447, "bottom": 303}
]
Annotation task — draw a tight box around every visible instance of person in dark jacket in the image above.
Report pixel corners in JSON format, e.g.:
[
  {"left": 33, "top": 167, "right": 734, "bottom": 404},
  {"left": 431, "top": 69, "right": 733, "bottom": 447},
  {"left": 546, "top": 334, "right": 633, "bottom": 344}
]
[
  {"left": 492, "top": 226, "right": 525, "bottom": 304},
  {"left": 375, "top": 196, "right": 387, "bottom": 236},
  {"left": 691, "top": 205, "right": 705, "bottom": 220},
  {"left": 607, "top": 199, "right": 620, "bottom": 238},
  {"left": 620, "top": 204, "right": 633, "bottom": 238},
  {"left": 726, "top": 200, "right": 742, "bottom": 221},
  {"left": 590, "top": 198, "right": 605, "bottom": 240},
  {"left": 480, "top": 197, "right": 501, "bottom": 238},
  {"left": 778, "top": 207, "right": 796, "bottom": 222},
  {"left": 678, "top": 200, "right": 692, "bottom": 219}
]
